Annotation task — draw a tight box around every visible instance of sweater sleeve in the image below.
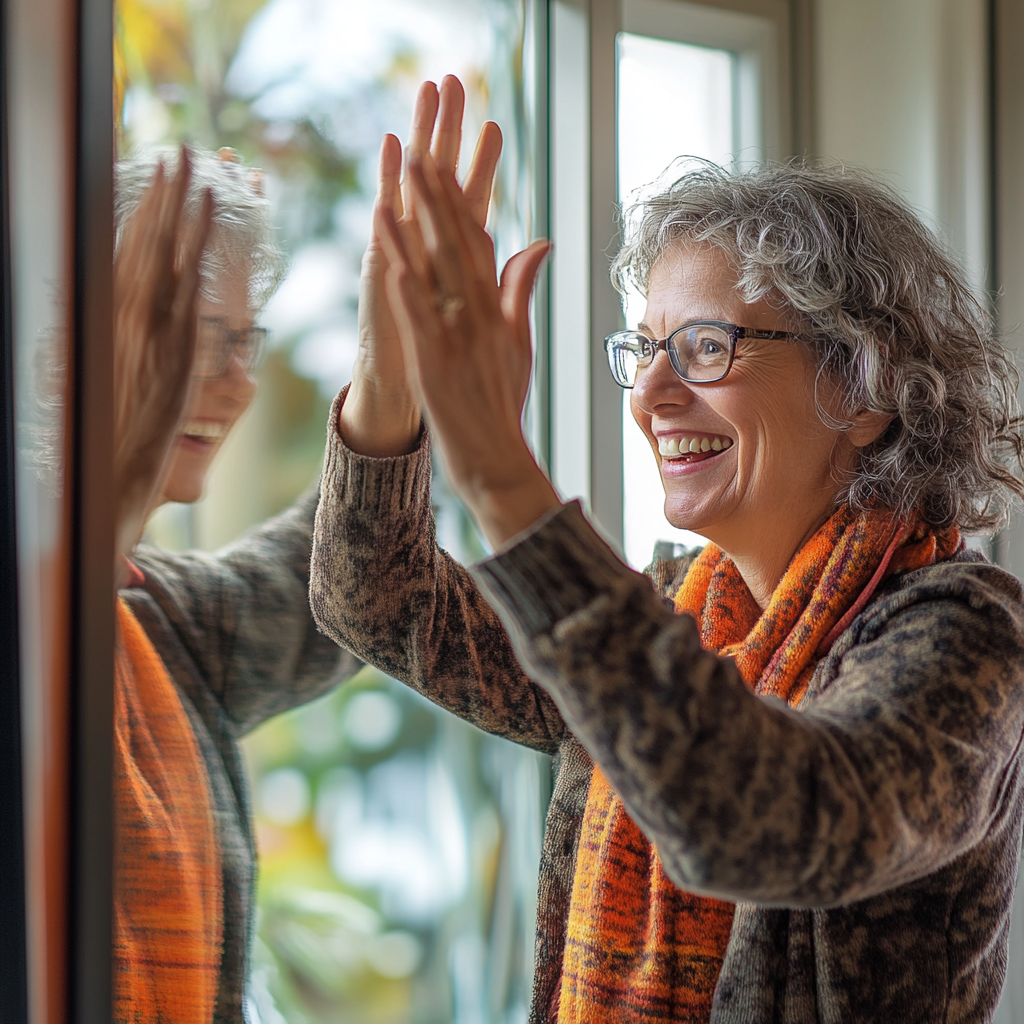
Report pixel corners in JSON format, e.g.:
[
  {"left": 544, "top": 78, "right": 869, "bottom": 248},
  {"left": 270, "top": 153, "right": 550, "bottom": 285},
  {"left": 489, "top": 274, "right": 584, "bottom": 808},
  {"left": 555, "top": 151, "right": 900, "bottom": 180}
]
[
  {"left": 132, "top": 486, "right": 362, "bottom": 734},
  {"left": 308, "top": 389, "right": 566, "bottom": 755},
  {"left": 473, "top": 500, "right": 1024, "bottom": 907}
]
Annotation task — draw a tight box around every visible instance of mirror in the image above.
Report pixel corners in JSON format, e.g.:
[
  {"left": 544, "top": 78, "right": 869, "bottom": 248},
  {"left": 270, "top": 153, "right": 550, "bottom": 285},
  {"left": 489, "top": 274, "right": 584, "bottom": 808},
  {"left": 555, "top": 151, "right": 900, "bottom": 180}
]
[{"left": 114, "top": 0, "right": 548, "bottom": 1019}]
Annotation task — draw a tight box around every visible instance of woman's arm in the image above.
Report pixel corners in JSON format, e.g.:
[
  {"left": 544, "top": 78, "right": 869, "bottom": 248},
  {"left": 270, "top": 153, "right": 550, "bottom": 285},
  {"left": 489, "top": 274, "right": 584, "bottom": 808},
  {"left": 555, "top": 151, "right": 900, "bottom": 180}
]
[
  {"left": 309, "top": 389, "right": 566, "bottom": 755},
  {"left": 473, "top": 500, "right": 1024, "bottom": 906},
  {"left": 131, "top": 487, "right": 361, "bottom": 734},
  {"left": 309, "top": 78, "right": 564, "bottom": 752}
]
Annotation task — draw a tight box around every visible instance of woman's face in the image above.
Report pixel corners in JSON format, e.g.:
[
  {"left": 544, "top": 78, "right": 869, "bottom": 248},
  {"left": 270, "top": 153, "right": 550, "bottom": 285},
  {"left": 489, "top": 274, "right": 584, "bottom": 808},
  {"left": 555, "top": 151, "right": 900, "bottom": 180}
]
[
  {"left": 157, "top": 259, "right": 257, "bottom": 506},
  {"left": 630, "top": 242, "right": 856, "bottom": 559}
]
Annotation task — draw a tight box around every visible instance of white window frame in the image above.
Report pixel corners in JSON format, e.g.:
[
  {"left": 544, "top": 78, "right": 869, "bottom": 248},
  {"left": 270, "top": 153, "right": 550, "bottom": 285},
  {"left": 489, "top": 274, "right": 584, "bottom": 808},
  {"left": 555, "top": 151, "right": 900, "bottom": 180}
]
[{"left": 545, "top": 0, "right": 801, "bottom": 552}]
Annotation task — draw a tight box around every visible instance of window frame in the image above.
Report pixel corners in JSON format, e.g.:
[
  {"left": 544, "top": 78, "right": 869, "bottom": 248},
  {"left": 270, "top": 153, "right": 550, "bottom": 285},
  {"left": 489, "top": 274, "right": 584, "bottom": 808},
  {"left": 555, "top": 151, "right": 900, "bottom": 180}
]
[
  {"left": 4, "top": 0, "right": 114, "bottom": 1017},
  {"left": 545, "top": 0, "right": 806, "bottom": 551}
]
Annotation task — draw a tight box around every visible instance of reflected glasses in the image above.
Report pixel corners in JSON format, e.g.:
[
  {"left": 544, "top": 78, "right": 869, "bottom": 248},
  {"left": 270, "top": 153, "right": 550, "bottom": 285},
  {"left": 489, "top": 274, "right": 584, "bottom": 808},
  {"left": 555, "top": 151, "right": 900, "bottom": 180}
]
[
  {"left": 194, "top": 317, "right": 269, "bottom": 379},
  {"left": 604, "top": 320, "right": 805, "bottom": 388}
]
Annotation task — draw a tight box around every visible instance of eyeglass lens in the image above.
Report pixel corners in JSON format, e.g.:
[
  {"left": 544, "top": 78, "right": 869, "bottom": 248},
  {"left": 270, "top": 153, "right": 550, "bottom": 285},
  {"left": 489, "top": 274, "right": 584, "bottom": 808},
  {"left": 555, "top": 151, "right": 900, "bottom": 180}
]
[
  {"left": 607, "top": 324, "right": 733, "bottom": 387},
  {"left": 194, "top": 319, "right": 268, "bottom": 378}
]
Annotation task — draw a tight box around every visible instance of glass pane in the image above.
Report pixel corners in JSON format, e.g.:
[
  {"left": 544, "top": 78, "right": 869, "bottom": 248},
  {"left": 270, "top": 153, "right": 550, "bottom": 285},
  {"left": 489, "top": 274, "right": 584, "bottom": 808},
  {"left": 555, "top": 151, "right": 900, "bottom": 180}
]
[
  {"left": 116, "top": 2, "right": 544, "bottom": 1021},
  {"left": 616, "top": 32, "right": 735, "bottom": 568}
]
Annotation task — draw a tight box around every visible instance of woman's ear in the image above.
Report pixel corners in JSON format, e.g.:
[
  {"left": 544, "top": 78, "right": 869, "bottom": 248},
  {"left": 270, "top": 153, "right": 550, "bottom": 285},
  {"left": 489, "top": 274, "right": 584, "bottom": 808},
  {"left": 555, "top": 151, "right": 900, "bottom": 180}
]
[{"left": 847, "top": 409, "right": 893, "bottom": 448}]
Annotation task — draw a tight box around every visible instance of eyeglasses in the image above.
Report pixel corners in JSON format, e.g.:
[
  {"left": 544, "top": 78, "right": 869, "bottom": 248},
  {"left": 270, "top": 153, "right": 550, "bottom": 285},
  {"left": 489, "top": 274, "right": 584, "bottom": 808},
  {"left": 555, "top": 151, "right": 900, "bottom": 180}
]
[
  {"left": 194, "top": 317, "right": 269, "bottom": 379},
  {"left": 604, "top": 320, "right": 806, "bottom": 388}
]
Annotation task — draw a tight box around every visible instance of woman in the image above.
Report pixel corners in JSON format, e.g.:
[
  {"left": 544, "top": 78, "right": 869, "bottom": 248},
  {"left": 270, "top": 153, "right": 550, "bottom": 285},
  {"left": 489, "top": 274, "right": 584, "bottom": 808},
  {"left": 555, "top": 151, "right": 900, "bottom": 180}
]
[
  {"left": 111, "top": 144, "right": 359, "bottom": 1023},
  {"left": 310, "top": 88, "right": 1024, "bottom": 1022},
  {"left": 112, "top": 80, "right": 501, "bottom": 1023}
]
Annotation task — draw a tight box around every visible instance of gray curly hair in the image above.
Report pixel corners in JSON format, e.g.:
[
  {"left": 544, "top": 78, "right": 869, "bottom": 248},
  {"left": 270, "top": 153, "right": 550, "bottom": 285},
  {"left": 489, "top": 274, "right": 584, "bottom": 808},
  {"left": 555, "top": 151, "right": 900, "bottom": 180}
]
[
  {"left": 115, "top": 146, "right": 287, "bottom": 312},
  {"left": 611, "top": 161, "right": 1024, "bottom": 533}
]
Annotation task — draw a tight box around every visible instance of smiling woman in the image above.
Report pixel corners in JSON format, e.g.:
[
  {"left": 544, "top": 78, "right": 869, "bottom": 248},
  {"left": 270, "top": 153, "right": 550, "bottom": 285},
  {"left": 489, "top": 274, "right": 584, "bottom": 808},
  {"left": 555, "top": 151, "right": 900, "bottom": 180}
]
[
  {"left": 110, "top": 146, "right": 362, "bottom": 1022},
  {"left": 618, "top": 241, "right": 890, "bottom": 607},
  {"left": 310, "top": 77, "right": 1024, "bottom": 1024}
]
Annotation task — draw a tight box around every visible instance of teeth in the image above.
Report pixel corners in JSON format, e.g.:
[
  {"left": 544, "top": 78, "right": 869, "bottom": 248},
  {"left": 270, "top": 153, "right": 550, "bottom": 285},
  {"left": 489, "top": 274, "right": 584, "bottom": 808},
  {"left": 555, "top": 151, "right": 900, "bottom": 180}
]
[
  {"left": 181, "top": 420, "right": 227, "bottom": 440},
  {"left": 657, "top": 434, "right": 733, "bottom": 457}
]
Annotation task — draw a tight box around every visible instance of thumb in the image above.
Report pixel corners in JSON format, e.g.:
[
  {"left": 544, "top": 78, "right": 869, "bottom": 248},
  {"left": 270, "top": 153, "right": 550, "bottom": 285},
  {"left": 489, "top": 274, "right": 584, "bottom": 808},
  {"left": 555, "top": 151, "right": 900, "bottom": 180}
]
[{"left": 499, "top": 240, "right": 551, "bottom": 346}]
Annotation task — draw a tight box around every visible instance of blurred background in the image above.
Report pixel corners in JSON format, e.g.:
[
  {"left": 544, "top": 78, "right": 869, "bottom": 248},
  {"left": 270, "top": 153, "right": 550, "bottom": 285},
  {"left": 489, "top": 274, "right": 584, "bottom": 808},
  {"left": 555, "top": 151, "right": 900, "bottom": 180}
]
[{"left": 115, "top": 2, "right": 549, "bottom": 1021}]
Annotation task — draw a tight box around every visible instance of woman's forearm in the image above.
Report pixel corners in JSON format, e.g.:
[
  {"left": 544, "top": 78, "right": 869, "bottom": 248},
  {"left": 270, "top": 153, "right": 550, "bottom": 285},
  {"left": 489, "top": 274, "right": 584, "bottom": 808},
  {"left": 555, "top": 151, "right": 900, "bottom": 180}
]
[
  {"left": 311, "top": 388, "right": 566, "bottom": 753},
  {"left": 473, "top": 501, "right": 1024, "bottom": 907}
]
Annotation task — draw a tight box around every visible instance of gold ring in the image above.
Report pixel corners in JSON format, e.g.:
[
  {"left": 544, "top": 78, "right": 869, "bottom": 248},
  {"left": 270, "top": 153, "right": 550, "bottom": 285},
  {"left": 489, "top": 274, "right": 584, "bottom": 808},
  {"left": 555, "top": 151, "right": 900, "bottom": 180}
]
[{"left": 436, "top": 294, "right": 465, "bottom": 316}]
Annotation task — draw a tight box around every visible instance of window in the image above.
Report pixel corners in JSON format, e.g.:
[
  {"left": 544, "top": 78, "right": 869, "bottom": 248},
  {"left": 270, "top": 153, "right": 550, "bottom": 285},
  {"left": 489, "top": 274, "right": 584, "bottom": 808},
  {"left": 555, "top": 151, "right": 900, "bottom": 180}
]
[
  {"left": 616, "top": 32, "right": 736, "bottom": 566},
  {"left": 547, "top": 0, "right": 791, "bottom": 564}
]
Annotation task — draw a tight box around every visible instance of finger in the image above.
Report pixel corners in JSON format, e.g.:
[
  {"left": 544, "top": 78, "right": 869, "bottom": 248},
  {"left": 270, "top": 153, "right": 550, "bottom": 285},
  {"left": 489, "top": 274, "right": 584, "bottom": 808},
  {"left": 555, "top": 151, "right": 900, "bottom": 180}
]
[
  {"left": 172, "top": 187, "right": 215, "bottom": 352},
  {"left": 376, "top": 202, "right": 419, "bottom": 284},
  {"left": 169, "top": 143, "right": 194, "bottom": 223},
  {"left": 384, "top": 259, "right": 451, "bottom": 403},
  {"left": 126, "top": 166, "right": 180, "bottom": 326},
  {"left": 462, "top": 121, "right": 502, "bottom": 227},
  {"left": 377, "top": 133, "right": 404, "bottom": 221},
  {"left": 117, "top": 160, "right": 166, "bottom": 257},
  {"left": 402, "top": 81, "right": 439, "bottom": 217},
  {"left": 396, "top": 215, "right": 430, "bottom": 282},
  {"left": 431, "top": 74, "right": 465, "bottom": 176},
  {"left": 118, "top": 160, "right": 169, "bottom": 283},
  {"left": 499, "top": 240, "right": 551, "bottom": 343},
  {"left": 407, "top": 80, "right": 440, "bottom": 157},
  {"left": 373, "top": 195, "right": 429, "bottom": 285},
  {"left": 146, "top": 148, "right": 195, "bottom": 318},
  {"left": 432, "top": 155, "right": 499, "bottom": 285},
  {"left": 406, "top": 156, "right": 474, "bottom": 314}
]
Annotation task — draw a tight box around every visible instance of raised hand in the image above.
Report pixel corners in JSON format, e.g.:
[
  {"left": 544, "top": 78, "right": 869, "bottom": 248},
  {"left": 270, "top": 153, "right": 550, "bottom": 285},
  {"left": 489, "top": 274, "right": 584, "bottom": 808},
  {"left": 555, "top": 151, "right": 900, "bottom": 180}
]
[
  {"left": 114, "top": 147, "right": 212, "bottom": 573},
  {"left": 341, "top": 75, "right": 503, "bottom": 457},
  {"left": 376, "top": 151, "right": 560, "bottom": 548}
]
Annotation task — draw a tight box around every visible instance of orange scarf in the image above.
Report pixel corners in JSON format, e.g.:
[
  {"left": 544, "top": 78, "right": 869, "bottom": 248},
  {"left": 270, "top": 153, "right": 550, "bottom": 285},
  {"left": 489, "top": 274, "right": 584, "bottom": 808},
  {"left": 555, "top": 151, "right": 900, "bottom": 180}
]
[
  {"left": 556, "top": 506, "right": 961, "bottom": 1023},
  {"left": 113, "top": 599, "right": 223, "bottom": 1023}
]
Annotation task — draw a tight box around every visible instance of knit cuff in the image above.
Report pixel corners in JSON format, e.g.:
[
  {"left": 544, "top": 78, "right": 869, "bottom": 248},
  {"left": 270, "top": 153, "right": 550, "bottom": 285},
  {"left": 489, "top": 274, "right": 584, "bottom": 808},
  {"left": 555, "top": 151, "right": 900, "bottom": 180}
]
[
  {"left": 472, "top": 500, "right": 639, "bottom": 636},
  {"left": 322, "top": 385, "right": 431, "bottom": 513}
]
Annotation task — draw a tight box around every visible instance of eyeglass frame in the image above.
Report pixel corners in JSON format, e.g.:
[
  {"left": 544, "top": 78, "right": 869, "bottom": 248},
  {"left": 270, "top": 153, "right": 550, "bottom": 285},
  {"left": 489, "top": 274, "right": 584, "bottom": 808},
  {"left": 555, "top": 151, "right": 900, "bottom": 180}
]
[
  {"left": 604, "top": 319, "right": 811, "bottom": 388},
  {"left": 194, "top": 317, "right": 270, "bottom": 379}
]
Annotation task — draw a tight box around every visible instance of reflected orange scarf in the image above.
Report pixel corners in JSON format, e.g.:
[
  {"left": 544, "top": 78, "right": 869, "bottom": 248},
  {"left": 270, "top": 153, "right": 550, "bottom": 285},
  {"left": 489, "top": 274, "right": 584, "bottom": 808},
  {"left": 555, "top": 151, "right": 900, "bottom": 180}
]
[
  {"left": 556, "top": 507, "right": 961, "bottom": 1023},
  {"left": 113, "top": 599, "right": 222, "bottom": 1024}
]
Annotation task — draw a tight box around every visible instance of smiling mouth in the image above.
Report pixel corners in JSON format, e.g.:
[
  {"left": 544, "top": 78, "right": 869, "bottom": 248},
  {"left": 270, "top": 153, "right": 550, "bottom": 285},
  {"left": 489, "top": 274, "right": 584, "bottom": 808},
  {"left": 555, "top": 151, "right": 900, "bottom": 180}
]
[
  {"left": 658, "top": 433, "right": 733, "bottom": 463},
  {"left": 180, "top": 420, "right": 228, "bottom": 446}
]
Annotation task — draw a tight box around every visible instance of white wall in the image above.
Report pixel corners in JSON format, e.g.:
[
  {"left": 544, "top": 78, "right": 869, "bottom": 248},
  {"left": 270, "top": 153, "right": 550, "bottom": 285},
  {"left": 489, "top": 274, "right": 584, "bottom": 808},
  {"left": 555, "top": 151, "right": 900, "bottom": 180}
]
[{"left": 816, "top": 0, "right": 988, "bottom": 289}]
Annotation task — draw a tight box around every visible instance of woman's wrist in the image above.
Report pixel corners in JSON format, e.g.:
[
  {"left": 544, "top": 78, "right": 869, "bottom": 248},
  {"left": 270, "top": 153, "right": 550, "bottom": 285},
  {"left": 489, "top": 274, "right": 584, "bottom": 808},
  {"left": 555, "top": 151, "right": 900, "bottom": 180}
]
[
  {"left": 454, "top": 451, "right": 562, "bottom": 551},
  {"left": 338, "top": 375, "right": 421, "bottom": 457}
]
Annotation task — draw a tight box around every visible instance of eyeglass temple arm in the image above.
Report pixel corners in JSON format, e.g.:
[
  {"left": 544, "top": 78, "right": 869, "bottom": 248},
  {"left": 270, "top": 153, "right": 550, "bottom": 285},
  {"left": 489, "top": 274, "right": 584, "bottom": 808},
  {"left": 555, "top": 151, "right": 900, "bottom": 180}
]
[{"left": 739, "top": 327, "right": 797, "bottom": 340}]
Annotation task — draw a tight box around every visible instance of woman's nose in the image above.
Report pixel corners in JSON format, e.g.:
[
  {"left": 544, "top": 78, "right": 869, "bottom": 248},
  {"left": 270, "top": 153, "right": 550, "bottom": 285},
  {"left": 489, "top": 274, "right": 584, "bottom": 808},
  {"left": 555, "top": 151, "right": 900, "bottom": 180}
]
[
  {"left": 208, "top": 349, "right": 257, "bottom": 401},
  {"left": 630, "top": 348, "right": 695, "bottom": 414}
]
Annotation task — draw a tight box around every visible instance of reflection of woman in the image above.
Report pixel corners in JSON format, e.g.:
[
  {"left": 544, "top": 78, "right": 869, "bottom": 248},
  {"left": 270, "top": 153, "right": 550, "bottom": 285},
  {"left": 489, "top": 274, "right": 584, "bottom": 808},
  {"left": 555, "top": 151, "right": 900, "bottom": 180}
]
[
  {"left": 311, "top": 82, "right": 1024, "bottom": 1022},
  {"left": 111, "top": 146, "right": 361, "bottom": 1022}
]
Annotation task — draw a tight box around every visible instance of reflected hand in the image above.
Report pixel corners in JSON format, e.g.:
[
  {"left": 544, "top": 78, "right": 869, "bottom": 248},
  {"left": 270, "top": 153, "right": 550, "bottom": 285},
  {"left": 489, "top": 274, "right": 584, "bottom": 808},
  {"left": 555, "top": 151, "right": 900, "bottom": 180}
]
[
  {"left": 115, "top": 147, "right": 213, "bottom": 578},
  {"left": 343, "top": 74, "right": 503, "bottom": 457},
  {"left": 376, "top": 152, "right": 560, "bottom": 549}
]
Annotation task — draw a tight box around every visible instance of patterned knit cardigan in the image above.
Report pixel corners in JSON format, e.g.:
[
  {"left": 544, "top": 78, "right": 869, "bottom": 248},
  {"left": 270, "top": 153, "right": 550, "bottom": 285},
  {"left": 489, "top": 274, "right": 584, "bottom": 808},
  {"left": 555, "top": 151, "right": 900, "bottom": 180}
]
[
  {"left": 310, "top": 394, "right": 1024, "bottom": 1024},
  {"left": 123, "top": 491, "right": 361, "bottom": 1022}
]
